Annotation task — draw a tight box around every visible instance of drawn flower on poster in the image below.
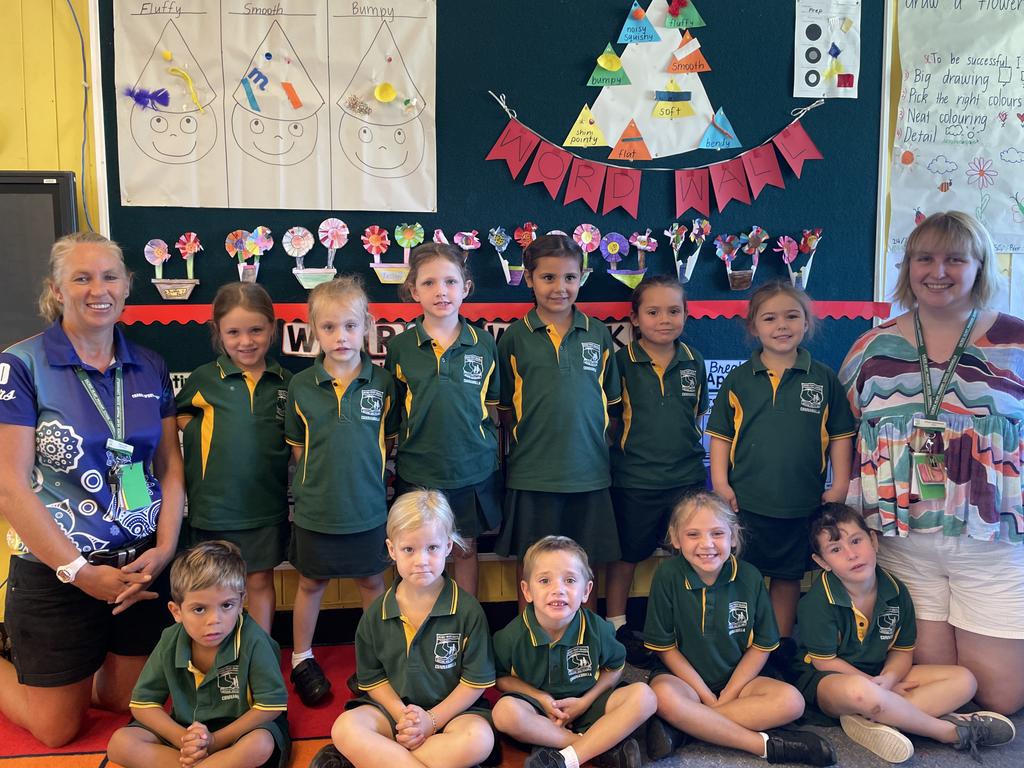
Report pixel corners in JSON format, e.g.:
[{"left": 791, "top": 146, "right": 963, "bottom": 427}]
[
  {"left": 126, "top": 20, "right": 218, "bottom": 165},
  {"left": 230, "top": 21, "right": 325, "bottom": 166},
  {"left": 965, "top": 157, "right": 997, "bottom": 190},
  {"left": 337, "top": 21, "right": 427, "bottom": 179}
]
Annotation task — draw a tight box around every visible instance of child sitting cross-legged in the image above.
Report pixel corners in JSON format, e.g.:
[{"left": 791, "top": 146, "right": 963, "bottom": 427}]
[
  {"left": 793, "top": 502, "right": 1016, "bottom": 763},
  {"left": 107, "top": 540, "right": 290, "bottom": 768},
  {"left": 491, "top": 535, "right": 657, "bottom": 768}
]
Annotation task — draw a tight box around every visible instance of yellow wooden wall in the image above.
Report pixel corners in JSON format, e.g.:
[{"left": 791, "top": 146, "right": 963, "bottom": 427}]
[{"left": 0, "top": 0, "right": 100, "bottom": 622}]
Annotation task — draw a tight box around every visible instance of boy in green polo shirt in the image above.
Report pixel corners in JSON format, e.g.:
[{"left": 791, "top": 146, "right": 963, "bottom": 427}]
[
  {"left": 492, "top": 536, "right": 657, "bottom": 768},
  {"left": 107, "top": 541, "right": 289, "bottom": 768},
  {"left": 794, "top": 503, "right": 1015, "bottom": 763}
]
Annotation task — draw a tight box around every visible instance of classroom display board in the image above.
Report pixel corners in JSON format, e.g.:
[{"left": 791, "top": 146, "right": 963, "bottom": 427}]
[
  {"left": 885, "top": 1, "right": 1024, "bottom": 315},
  {"left": 99, "top": 1, "right": 887, "bottom": 375}
]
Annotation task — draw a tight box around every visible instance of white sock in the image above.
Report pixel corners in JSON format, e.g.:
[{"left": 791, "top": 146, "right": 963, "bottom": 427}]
[
  {"left": 607, "top": 614, "right": 627, "bottom": 631},
  {"left": 557, "top": 746, "right": 580, "bottom": 768},
  {"left": 759, "top": 731, "right": 770, "bottom": 759},
  {"left": 291, "top": 649, "right": 314, "bottom": 669}
]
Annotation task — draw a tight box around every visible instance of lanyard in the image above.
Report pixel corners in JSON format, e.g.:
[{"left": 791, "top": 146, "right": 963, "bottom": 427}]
[
  {"left": 74, "top": 365, "right": 124, "bottom": 441},
  {"left": 913, "top": 309, "right": 976, "bottom": 421}
]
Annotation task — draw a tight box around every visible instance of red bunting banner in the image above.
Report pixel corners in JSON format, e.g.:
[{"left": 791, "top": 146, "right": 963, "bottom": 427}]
[
  {"left": 485, "top": 114, "right": 825, "bottom": 220},
  {"left": 674, "top": 168, "right": 711, "bottom": 218},
  {"left": 709, "top": 158, "right": 751, "bottom": 212},
  {"left": 523, "top": 141, "right": 572, "bottom": 198}
]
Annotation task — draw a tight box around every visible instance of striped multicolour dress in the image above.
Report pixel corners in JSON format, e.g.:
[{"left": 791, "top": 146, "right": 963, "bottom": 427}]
[{"left": 839, "top": 313, "right": 1024, "bottom": 544}]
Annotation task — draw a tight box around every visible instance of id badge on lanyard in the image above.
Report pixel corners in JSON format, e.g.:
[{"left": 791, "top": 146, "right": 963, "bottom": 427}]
[{"left": 908, "top": 310, "right": 976, "bottom": 502}]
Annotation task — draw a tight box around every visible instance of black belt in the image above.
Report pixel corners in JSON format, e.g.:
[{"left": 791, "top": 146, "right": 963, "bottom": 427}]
[{"left": 86, "top": 534, "right": 156, "bottom": 568}]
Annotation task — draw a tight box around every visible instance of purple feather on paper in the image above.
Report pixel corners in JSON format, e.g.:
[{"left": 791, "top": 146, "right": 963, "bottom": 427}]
[{"left": 123, "top": 86, "right": 170, "bottom": 110}]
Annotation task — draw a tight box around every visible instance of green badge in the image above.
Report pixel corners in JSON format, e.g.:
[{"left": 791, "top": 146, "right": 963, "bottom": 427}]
[{"left": 118, "top": 462, "right": 153, "bottom": 511}]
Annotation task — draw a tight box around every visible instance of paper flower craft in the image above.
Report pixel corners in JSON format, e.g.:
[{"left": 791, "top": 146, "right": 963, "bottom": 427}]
[
  {"left": 629, "top": 228, "right": 658, "bottom": 271},
  {"left": 318, "top": 218, "right": 349, "bottom": 270},
  {"left": 690, "top": 218, "right": 712, "bottom": 246},
  {"left": 488, "top": 226, "right": 510, "bottom": 254},
  {"left": 741, "top": 226, "right": 770, "bottom": 258},
  {"left": 603, "top": 232, "right": 645, "bottom": 290},
  {"left": 514, "top": 222, "right": 538, "bottom": 249},
  {"left": 573, "top": 223, "right": 601, "bottom": 272},
  {"left": 433, "top": 229, "right": 449, "bottom": 244},
  {"left": 664, "top": 223, "right": 687, "bottom": 255},
  {"left": 363, "top": 225, "right": 391, "bottom": 257},
  {"left": 144, "top": 239, "right": 170, "bottom": 279},
  {"left": 395, "top": 223, "right": 425, "bottom": 263},
  {"left": 716, "top": 233, "right": 756, "bottom": 291},
  {"left": 174, "top": 232, "right": 202, "bottom": 280},
  {"left": 800, "top": 228, "right": 823, "bottom": 254},
  {"left": 225, "top": 229, "right": 259, "bottom": 282},
  {"left": 665, "top": 223, "right": 693, "bottom": 283},
  {"left": 454, "top": 230, "right": 481, "bottom": 253},
  {"left": 714, "top": 234, "right": 740, "bottom": 262},
  {"left": 365, "top": 225, "right": 407, "bottom": 285},
  {"left": 791, "top": 228, "right": 824, "bottom": 289},
  {"left": 774, "top": 235, "right": 799, "bottom": 264},
  {"left": 247, "top": 226, "right": 274, "bottom": 263},
  {"left": 492, "top": 226, "right": 524, "bottom": 286},
  {"left": 284, "top": 227, "right": 315, "bottom": 267}
]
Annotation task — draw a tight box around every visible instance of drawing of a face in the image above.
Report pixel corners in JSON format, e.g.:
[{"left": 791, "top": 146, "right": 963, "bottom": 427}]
[
  {"left": 338, "top": 113, "right": 425, "bottom": 178},
  {"left": 130, "top": 105, "right": 218, "bottom": 164},
  {"left": 231, "top": 105, "right": 319, "bottom": 166}
]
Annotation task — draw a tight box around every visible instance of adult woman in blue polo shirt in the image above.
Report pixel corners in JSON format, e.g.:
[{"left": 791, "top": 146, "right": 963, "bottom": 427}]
[{"left": 0, "top": 232, "right": 185, "bottom": 747}]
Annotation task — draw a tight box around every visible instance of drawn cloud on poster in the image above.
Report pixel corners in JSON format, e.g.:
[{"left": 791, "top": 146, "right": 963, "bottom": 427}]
[
  {"left": 337, "top": 21, "right": 426, "bottom": 179},
  {"left": 926, "top": 155, "right": 958, "bottom": 175},
  {"left": 231, "top": 21, "right": 325, "bottom": 166},
  {"left": 128, "top": 20, "right": 218, "bottom": 165},
  {"left": 1000, "top": 147, "right": 1024, "bottom": 164}
]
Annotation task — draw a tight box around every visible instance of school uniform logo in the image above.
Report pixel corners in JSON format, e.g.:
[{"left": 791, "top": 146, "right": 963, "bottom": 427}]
[
  {"left": 580, "top": 342, "right": 601, "bottom": 372},
  {"left": 434, "top": 633, "right": 461, "bottom": 670},
  {"left": 360, "top": 389, "right": 384, "bottom": 420},
  {"left": 218, "top": 665, "right": 240, "bottom": 701},
  {"left": 463, "top": 354, "right": 484, "bottom": 384},
  {"left": 877, "top": 607, "right": 900, "bottom": 641},
  {"left": 566, "top": 645, "right": 593, "bottom": 681},
  {"left": 680, "top": 368, "right": 698, "bottom": 396},
  {"left": 799, "top": 383, "right": 824, "bottom": 414},
  {"left": 727, "top": 601, "right": 749, "bottom": 635}
]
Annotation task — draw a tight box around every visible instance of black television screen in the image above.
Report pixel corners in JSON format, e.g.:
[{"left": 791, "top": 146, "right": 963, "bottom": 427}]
[{"left": 0, "top": 171, "right": 78, "bottom": 348}]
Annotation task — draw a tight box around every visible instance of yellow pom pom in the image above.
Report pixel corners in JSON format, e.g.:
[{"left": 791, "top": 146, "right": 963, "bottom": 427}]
[
  {"left": 161, "top": 50, "right": 173, "bottom": 61},
  {"left": 374, "top": 82, "right": 397, "bottom": 103},
  {"left": 597, "top": 51, "right": 622, "bottom": 71}
]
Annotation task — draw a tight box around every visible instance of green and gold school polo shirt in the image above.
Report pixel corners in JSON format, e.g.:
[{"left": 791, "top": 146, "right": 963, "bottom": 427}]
[
  {"left": 176, "top": 356, "right": 291, "bottom": 530},
  {"left": 644, "top": 555, "right": 779, "bottom": 692},
  {"left": 130, "top": 613, "right": 287, "bottom": 747},
  {"left": 497, "top": 307, "right": 621, "bottom": 492},
  {"left": 796, "top": 566, "right": 916, "bottom": 677},
  {"left": 493, "top": 605, "right": 625, "bottom": 700},
  {"left": 705, "top": 348, "right": 855, "bottom": 518},
  {"left": 385, "top": 318, "right": 499, "bottom": 488},
  {"left": 285, "top": 352, "right": 398, "bottom": 535},
  {"left": 355, "top": 575, "right": 495, "bottom": 709},
  {"left": 611, "top": 341, "right": 708, "bottom": 489}
]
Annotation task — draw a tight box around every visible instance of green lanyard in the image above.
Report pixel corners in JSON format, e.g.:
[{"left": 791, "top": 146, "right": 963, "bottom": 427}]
[
  {"left": 913, "top": 309, "right": 976, "bottom": 421},
  {"left": 74, "top": 365, "right": 124, "bottom": 441}
]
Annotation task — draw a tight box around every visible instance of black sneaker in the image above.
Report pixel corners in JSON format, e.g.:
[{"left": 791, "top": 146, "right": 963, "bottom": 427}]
[
  {"left": 291, "top": 658, "right": 332, "bottom": 706},
  {"left": 615, "top": 624, "right": 653, "bottom": 669},
  {"left": 647, "top": 715, "right": 688, "bottom": 760},
  {"left": 766, "top": 727, "right": 837, "bottom": 766},
  {"left": 591, "top": 737, "right": 643, "bottom": 768},
  {"left": 309, "top": 744, "right": 354, "bottom": 768},
  {"left": 523, "top": 748, "right": 567, "bottom": 768},
  {"left": 941, "top": 711, "right": 1017, "bottom": 760}
]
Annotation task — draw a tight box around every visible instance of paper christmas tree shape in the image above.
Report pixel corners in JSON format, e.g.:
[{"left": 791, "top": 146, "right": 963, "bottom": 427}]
[
  {"left": 652, "top": 79, "right": 696, "bottom": 119},
  {"left": 618, "top": 2, "right": 661, "bottom": 44},
  {"left": 667, "top": 31, "right": 710, "bottom": 74},
  {"left": 609, "top": 119, "right": 652, "bottom": 161},
  {"left": 587, "top": 43, "right": 631, "bottom": 86},
  {"left": 665, "top": 0, "right": 706, "bottom": 29},
  {"left": 699, "top": 107, "right": 742, "bottom": 150},
  {"left": 591, "top": 2, "right": 716, "bottom": 159},
  {"left": 564, "top": 104, "right": 609, "bottom": 147}
]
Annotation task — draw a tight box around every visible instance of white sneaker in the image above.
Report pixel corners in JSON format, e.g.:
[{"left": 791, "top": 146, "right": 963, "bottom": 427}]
[{"left": 840, "top": 714, "right": 915, "bottom": 763}]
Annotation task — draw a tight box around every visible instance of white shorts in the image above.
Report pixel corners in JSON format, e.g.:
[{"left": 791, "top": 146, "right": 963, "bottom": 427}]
[{"left": 876, "top": 533, "right": 1024, "bottom": 640}]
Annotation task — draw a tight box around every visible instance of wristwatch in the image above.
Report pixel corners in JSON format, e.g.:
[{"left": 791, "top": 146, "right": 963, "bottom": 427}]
[{"left": 56, "top": 555, "right": 88, "bottom": 584}]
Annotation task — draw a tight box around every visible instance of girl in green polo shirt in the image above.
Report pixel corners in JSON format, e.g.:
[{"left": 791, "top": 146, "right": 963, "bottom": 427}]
[
  {"left": 385, "top": 243, "right": 502, "bottom": 597},
  {"left": 177, "top": 283, "right": 291, "bottom": 635},
  {"left": 643, "top": 491, "right": 837, "bottom": 765}
]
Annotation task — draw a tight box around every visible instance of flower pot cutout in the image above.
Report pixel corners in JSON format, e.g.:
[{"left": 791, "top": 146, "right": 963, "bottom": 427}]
[
  {"left": 364, "top": 225, "right": 405, "bottom": 284},
  {"left": 287, "top": 226, "right": 335, "bottom": 289},
  {"left": 146, "top": 235, "right": 201, "bottom": 300}
]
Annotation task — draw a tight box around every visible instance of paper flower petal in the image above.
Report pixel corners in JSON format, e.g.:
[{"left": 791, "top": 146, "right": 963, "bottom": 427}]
[
  {"left": 395, "top": 223, "right": 425, "bottom": 249},
  {"left": 362, "top": 225, "right": 391, "bottom": 255},
  {"left": 144, "top": 239, "right": 170, "bottom": 266},
  {"left": 283, "top": 227, "right": 315, "bottom": 259},
  {"left": 573, "top": 223, "right": 602, "bottom": 253},
  {"left": 318, "top": 218, "right": 350, "bottom": 249}
]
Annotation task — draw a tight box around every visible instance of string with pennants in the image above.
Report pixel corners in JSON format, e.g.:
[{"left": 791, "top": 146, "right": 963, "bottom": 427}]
[{"left": 485, "top": 93, "right": 825, "bottom": 220}]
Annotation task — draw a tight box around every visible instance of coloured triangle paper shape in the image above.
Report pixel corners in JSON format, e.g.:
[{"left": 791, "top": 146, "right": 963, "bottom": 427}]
[
  {"left": 699, "top": 108, "right": 742, "bottom": 150},
  {"left": 564, "top": 104, "right": 609, "bottom": 147},
  {"left": 668, "top": 31, "right": 711, "bottom": 74},
  {"left": 609, "top": 119, "right": 652, "bottom": 161},
  {"left": 588, "top": 43, "right": 631, "bottom": 86},
  {"left": 618, "top": 2, "right": 661, "bottom": 44},
  {"left": 652, "top": 79, "right": 696, "bottom": 119},
  {"left": 665, "top": 0, "right": 706, "bottom": 29}
]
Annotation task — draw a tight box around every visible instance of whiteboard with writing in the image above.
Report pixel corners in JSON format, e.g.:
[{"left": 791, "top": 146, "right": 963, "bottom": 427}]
[
  {"left": 113, "top": 0, "right": 437, "bottom": 211},
  {"left": 884, "top": 0, "right": 1024, "bottom": 314}
]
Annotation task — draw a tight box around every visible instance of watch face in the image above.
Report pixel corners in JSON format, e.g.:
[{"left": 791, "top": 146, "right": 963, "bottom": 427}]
[{"left": 56, "top": 567, "right": 73, "bottom": 583}]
